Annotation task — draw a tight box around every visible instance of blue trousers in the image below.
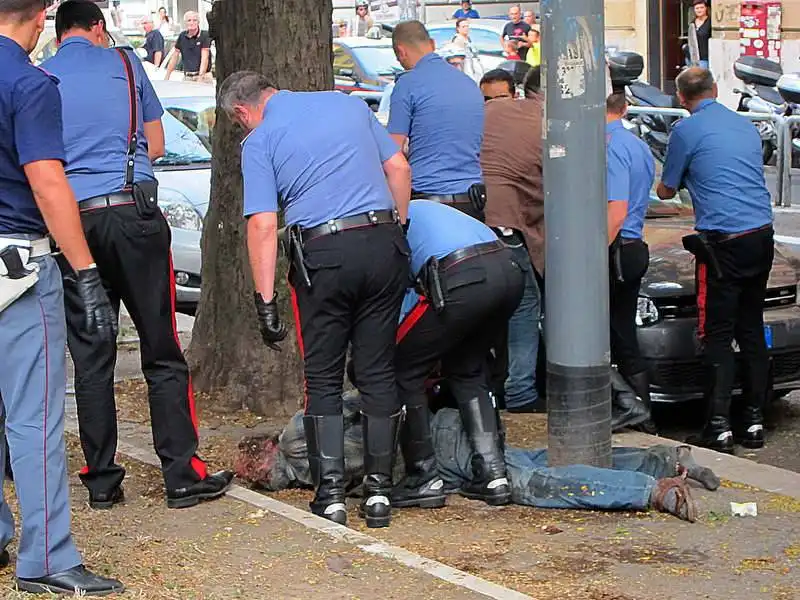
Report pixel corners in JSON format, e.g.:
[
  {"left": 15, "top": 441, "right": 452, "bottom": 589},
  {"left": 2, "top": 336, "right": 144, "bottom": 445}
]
[
  {"left": 0, "top": 256, "right": 82, "bottom": 578},
  {"left": 504, "top": 245, "right": 541, "bottom": 408}
]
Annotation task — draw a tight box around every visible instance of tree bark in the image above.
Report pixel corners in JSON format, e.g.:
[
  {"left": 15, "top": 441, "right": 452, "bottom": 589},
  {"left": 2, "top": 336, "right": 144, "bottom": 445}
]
[{"left": 188, "top": 0, "right": 334, "bottom": 417}]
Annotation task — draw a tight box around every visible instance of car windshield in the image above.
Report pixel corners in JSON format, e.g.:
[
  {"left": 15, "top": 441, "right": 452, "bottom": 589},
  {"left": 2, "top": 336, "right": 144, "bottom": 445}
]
[
  {"left": 429, "top": 26, "right": 503, "bottom": 54},
  {"left": 156, "top": 96, "right": 215, "bottom": 166},
  {"left": 351, "top": 46, "right": 403, "bottom": 76}
]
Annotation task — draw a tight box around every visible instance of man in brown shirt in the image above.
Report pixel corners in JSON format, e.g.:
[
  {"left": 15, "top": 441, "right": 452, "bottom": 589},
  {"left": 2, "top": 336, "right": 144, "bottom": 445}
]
[{"left": 481, "top": 70, "right": 544, "bottom": 412}]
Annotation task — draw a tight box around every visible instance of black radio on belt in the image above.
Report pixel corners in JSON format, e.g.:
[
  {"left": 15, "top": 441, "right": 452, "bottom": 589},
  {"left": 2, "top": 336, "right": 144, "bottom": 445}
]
[
  {"left": 283, "top": 225, "right": 312, "bottom": 289},
  {"left": 418, "top": 257, "right": 446, "bottom": 313},
  {"left": 682, "top": 233, "right": 723, "bottom": 279}
]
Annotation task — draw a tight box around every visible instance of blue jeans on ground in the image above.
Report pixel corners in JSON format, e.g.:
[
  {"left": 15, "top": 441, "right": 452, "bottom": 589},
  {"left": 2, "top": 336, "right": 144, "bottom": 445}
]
[
  {"left": 0, "top": 256, "right": 82, "bottom": 578},
  {"left": 431, "top": 408, "right": 678, "bottom": 512},
  {"left": 504, "top": 245, "right": 540, "bottom": 409}
]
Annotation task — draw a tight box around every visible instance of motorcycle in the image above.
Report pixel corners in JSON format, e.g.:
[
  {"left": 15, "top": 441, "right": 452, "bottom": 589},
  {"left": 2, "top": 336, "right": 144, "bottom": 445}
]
[
  {"left": 777, "top": 74, "right": 800, "bottom": 169},
  {"left": 733, "top": 55, "right": 785, "bottom": 165}
]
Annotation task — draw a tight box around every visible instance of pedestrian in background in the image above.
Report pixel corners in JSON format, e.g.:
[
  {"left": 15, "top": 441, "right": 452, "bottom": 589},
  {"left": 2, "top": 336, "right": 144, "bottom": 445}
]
[
  {"left": 501, "top": 5, "right": 531, "bottom": 61},
  {"left": 525, "top": 25, "right": 540, "bottom": 67},
  {"left": 389, "top": 20, "right": 486, "bottom": 221},
  {"left": 141, "top": 15, "right": 164, "bottom": 67},
  {"left": 353, "top": 0, "right": 374, "bottom": 36},
  {"left": 606, "top": 90, "right": 657, "bottom": 433},
  {"left": 480, "top": 70, "right": 544, "bottom": 414},
  {"left": 220, "top": 71, "right": 412, "bottom": 528},
  {"left": 452, "top": 0, "right": 480, "bottom": 19},
  {"left": 524, "top": 9, "right": 536, "bottom": 26},
  {"left": 657, "top": 68, "right": 774, "bottom": 452},
  {"left": 165, "top": 10, "right": 211, "bottom": 81},
  {"left": 45, "top": 0, "right": 233, "bottom": 511},
  {"left": 0, "top": 0, "right": 123, "bottom": 593},
  {"left": 158, "top": 5, "right": 173, "bottom": 35}
]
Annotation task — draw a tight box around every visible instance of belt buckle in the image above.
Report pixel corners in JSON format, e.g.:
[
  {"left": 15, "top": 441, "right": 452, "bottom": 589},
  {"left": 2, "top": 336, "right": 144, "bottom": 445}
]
[
  {"left": 368, "top": 210, "right": 378, "bottom": 225},
  {"left": 327, "top": 219, "right": 339, "bottom": 235}
]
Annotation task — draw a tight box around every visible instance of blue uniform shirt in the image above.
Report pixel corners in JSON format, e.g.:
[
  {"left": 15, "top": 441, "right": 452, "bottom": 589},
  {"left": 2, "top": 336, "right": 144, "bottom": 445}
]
[
  {"left": 387, "top": 53, "right": 484, "bottom": 195},
  {"left": 453, "top": 8, "right": 480, "bottom": 18},
  {"left": 242, "top": 91, "right": 399, "bottom": 228},
  {"left": 43, "top": 37, "right": 163, "bottom": 202},
  {"left": 0, "top": 36, "right": 66, "bottom": 235},
  {"left": 606, "top": 119, "right": 655, "bottom": 239},
  {"left": 405, "top": 200, "right": 497, "bottom": 275},
  {"left": 661, "top": 98, "right": 772, "bottom": 234}
]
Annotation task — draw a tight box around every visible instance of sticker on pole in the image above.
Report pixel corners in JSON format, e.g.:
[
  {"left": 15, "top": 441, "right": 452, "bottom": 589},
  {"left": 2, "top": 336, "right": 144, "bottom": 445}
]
[{"left": 556, "top": 16, "right": 600, "bottom": 100}]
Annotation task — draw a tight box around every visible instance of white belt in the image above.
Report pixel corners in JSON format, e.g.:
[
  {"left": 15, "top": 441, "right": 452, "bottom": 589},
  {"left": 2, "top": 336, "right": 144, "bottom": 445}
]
[{"left": 0, "top": 237, "right": 51, "bottom": 258}]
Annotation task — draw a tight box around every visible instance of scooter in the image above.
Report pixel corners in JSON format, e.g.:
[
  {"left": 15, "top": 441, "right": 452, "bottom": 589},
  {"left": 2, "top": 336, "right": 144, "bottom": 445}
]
[
  {"left": 733, "top": 55, "right": 785, "bottom": 165},
  {"left": 777, "top": 74, "right": 800, "bottom": 168}
]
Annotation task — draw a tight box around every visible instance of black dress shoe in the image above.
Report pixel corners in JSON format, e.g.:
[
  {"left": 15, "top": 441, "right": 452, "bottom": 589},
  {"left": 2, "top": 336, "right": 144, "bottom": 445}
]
[
  {"left": 167, "top": 470, "right": 234, "bottom": 509},
  {"left": 735, "top": 424, "right": 765, "bottom": 449},
  {"left": 686, "top": 431, "right": 735, "bottom": 455},
  {"left": 17, "top": 565, "right": 124, "bottom": 596},
  {"left": 89, "top": 487, "right": 125, "bottom": 510}
]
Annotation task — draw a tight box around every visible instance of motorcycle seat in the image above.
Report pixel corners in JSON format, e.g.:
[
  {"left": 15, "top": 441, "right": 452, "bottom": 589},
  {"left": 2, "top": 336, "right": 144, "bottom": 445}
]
[
  {"left": 754, "top": 84, "right": 784, "bottom": 107},
  {"left": 629, "top": 81, "right": 677, "bottom": 108}
]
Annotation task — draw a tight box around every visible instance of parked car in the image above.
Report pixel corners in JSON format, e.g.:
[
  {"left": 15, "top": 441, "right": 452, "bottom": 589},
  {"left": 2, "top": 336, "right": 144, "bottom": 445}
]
[
  {"left": 152, "top": 81, "right": 215, "bottom": 314},
  {"left": 636, "top": 191, "right": 800, "bottom": 402},
  {"left": 426, "top": 19, "right": 506, "bottom": 57},
  {"left": 333, "top": 36, "right": 403, "bottom": 108}
]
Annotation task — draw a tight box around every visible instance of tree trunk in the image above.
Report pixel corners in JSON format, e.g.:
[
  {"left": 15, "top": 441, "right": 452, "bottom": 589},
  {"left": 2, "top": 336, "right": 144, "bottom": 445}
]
[{"left": 187, "top": 0, "right": 334, "bottom": 417}]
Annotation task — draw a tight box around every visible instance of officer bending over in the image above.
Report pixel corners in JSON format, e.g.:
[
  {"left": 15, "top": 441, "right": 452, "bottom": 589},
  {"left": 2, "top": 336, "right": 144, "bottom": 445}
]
[
  {"left": 606, "top": 91, "right": 657, "bottom": 434},
  {"left": 0, "top": 0, "right": 122, "bottom": 593},
  {"left": 220, "top": 71, "right": 412, "bottom": 528},
  {"left": 389, "top": 20, "right": 486, "bottom": 221},
  {"left": 657, "top": 67, "right": 774, "bottom": 453},
  {"left": 45, "top": 0, "right": 232, "bottom": 510},
  {"left": 389, "top": 200, "right": 524, "bottom": 509}
]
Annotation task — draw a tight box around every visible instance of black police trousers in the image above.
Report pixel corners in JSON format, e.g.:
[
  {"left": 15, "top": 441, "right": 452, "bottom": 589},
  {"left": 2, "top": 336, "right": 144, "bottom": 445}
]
[
  {"left": 695, "top": 226, "right": 774, "bottom": 430},
  {"left": 609, "top": 239, "right": 650, "bottom": 378},
  {"left": 58, "top": 204, "right": 206, "bottom": 495},
  {"left": 395, "top": 248, "right": 524, "bottom": 414},
  {"left": 289, "top": 224, "right": 410, "bottom": 418}
]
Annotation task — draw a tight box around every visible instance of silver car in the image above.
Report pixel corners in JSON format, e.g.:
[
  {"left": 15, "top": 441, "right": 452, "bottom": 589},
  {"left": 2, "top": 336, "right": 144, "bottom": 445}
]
[{"left": 152, "top": 81, "right": 215, "bottom": 314}]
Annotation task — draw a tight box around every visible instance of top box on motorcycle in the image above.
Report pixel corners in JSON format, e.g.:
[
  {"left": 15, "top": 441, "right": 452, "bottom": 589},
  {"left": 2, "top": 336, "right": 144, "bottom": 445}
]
[
  {"left": 733, "top": 55, "right": 782, "bottom": 87},
  {"left": 778, "top": 74, "right": 800, "bottom": 104},
  {"left": 607, "top": 52, "right": 644, "bottom": 88}
]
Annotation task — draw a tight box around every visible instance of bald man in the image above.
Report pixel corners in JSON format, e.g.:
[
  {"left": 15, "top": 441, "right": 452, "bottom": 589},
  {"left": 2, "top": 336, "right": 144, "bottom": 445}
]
[{"left": 165, "top": 10, "right": 210, "bottom": 81}]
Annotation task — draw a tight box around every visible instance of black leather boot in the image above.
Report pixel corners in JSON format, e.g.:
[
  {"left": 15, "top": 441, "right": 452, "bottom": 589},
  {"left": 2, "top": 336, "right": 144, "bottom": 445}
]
[
  {"left": 628, "top": 370, "right": 658, "bottom": 435},
  {"left": 610, "top": 369, "right": 650, "bottom": 432},
  {"left": 304, "top": 415, "right": 347, "bottom": 525},
  {"left": 687, "top": 363, "right": 734, "bottom": 454},
  {"left": 458, "top": 396, "right": 510, "bottom": 506},
  {"left": 392, "top": 404, "right": 446, "bottom": 509},
  {"left": 359, "top": 411, "right": 402, "bottom": 528},
  {"left": 736, "top": 361, "right": 769, "bottom": 449}
]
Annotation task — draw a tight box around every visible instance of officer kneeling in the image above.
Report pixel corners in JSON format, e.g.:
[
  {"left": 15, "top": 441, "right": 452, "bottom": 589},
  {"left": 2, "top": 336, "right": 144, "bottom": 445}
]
[
  {"left": 220, "top": 71, "right": 412, "bottom": 528},
  {"left": 657, "top": 68, "right": 774, "bottom": 453},
  {"left": 389, "top": 200, "right": 524, "bottom": 508}
]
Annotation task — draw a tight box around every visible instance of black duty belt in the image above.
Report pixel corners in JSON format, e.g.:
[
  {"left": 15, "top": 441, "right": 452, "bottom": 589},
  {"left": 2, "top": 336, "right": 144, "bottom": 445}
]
[
  {"left": 438, "top": 240, "right": 505, "bottom": 272},
  {"left": 620, "top": 237, "right": 646, "bottom": 246},
  {"left": 301, "top": 209, "right": 397, "bottom": 243},
  {"left": 79, "top": 192, "right": 136, "bottom": 212},
  {"left": 411, "top": 192, "right": 472, "bottom": 205},
  {"left": 704, "top": 223, "right": 773, "bottom": 243}
]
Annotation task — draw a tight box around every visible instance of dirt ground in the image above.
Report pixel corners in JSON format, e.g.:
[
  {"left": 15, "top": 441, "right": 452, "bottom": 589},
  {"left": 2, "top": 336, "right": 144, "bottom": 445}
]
[{"left": 98, "top": 379, "right": 800, "bottom": 600}]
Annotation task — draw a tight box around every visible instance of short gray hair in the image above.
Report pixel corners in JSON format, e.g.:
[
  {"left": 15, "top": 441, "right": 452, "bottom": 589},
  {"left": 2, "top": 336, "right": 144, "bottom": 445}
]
[
  {"left": 676, "top": 67, "right": 715, "bottom": 102},
  {"left": 218, "top": 71, "right": 276, "bottom": 118},
  {"left": 0, "top": 0, "right": 48, "bottom": 21}
]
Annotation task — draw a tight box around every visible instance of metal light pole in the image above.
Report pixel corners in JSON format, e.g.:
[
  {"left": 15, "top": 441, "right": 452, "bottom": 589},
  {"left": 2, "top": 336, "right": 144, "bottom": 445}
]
[{"left": 541, "top": 0, "right": 612, "bottom": 467}]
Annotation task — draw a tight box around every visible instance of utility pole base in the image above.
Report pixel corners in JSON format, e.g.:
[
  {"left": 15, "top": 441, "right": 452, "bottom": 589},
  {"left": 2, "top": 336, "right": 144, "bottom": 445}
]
[{"left": 546, "top": 362, "right": 612, "bottom": 468}]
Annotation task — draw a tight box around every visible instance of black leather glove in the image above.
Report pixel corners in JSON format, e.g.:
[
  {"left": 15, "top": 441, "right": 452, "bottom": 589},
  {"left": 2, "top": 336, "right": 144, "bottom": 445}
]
[
  {"left": 75, "top": 265, "right": 118, "bottom": 341},
  {"left": 254, "top": 291, "right": 288, "bottom": 351}
]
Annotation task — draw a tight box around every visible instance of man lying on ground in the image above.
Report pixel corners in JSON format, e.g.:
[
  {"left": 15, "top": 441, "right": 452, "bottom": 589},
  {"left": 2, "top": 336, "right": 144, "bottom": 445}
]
[{"left": 235, "top": 391, "right": 720, "bottom": 522}]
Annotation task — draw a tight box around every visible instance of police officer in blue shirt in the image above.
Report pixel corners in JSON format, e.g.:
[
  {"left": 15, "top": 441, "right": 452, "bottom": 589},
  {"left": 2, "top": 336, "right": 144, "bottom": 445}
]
[
  {"left": 657, "top": 68, "right": 774, "bottom": 453},
  {"left": 389, "top": 20, "right": 486, "bottom": 220},
  {"left": 453, "top": 0, "right": 480, "bottom": 19},
  {"left": 219, "top": 71, "right": 412, "bottom": 528},
  {"left": 0, "top": 0, "right": 122, "bottom": 593},
  {"left": 606, "top": 90, "right": 658, "bottom": 435},
  {"left": 44, "top": 0, "right": 233, "bottom": 510},
  {"left": 389, "top": 200, "right": 524, "bottom": 509}
]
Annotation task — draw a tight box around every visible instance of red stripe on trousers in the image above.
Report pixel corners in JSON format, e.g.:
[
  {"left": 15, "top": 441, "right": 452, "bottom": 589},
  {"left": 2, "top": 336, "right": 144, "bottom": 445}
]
[
  {"left": 288, "top": 281, "right": 309, "bottom": 411},
  {"left": 396, "top": 299, "right": 429, "bottom": 344},
  {"left": 696, "top": 262, "right": 707, "bottom": 342},
  {"left": 37, "top": 299, "right": 50, "bottom": 574},
  {"left": 168, "top": 253, "right": 207, "bottom": 480}
]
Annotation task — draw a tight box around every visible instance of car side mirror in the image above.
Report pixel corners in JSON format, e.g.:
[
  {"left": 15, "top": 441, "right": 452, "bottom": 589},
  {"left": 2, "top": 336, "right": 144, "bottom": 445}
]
[{"left": 339, "top": 68, "right": 358, "bottom": 80}]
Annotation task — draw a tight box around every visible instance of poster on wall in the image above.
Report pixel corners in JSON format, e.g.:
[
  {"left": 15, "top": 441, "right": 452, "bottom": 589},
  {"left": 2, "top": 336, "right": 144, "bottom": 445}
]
[{"left": 740, "top": 0, "right": 782, "bottom": 62}]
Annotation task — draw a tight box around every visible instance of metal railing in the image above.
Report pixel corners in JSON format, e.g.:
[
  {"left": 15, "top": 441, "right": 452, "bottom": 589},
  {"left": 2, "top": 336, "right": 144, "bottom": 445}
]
[{"left": 625, "top": 106, "right": 790, "bottom": 207}]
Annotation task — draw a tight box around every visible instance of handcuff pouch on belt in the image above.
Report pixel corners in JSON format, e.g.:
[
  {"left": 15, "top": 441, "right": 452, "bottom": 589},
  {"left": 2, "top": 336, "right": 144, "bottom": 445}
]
[
  {"left": 283, "top": 224, "right": 312, "bottom": 289},
  {"left": 0, "top": 246, "right": 40, "bottom": 314},
  {"left": 610, "top": 235, "right": 625, "bottom": 283},
  {"left": 682, "top": 233, "right": 723, "bottom": 279},
  {"left": 417, "top": 257, "right": 446, "bottom": 313},
  {"left": 468, "top": 183, "right": 487, "bottom": 213},
  {"left": 117, "top": 48, "right": 159, "bottom": 220}
]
